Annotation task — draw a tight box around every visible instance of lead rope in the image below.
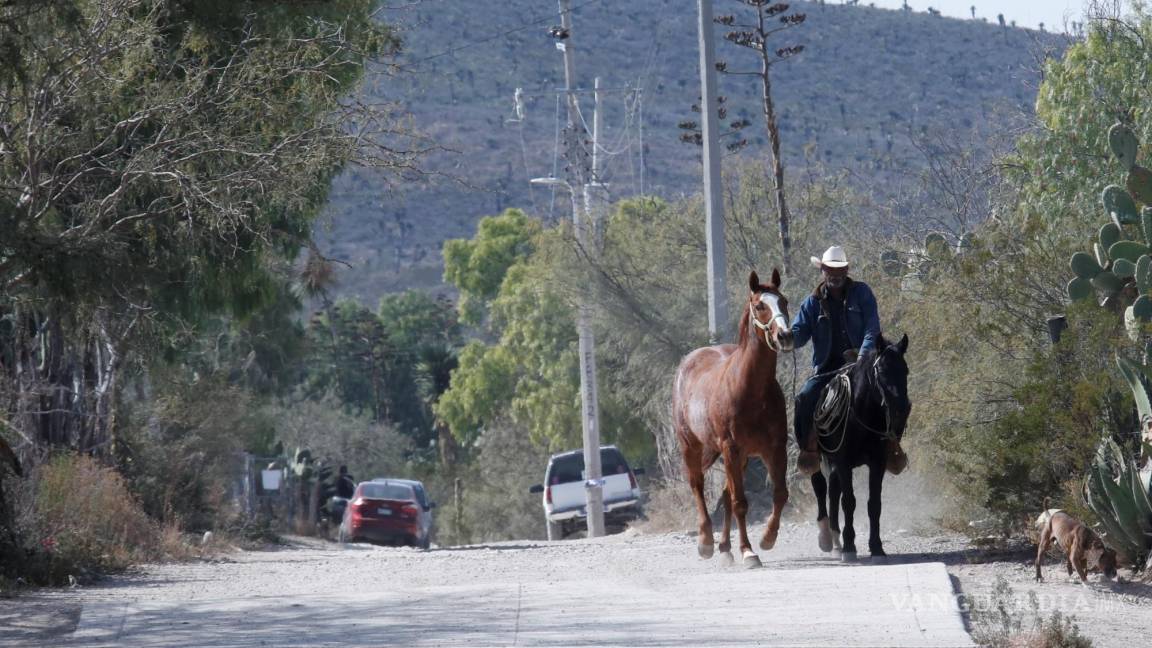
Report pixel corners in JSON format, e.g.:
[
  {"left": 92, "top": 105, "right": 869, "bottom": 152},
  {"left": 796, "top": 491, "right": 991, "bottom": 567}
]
[{"left": 814, "top": 372, "right": 852, "bottom": 454}]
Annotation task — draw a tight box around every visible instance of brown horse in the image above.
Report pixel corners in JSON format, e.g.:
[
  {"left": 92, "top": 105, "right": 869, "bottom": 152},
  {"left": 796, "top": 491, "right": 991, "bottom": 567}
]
[{"left": 672, "top": 270, "right": 794, "bottom": 567}]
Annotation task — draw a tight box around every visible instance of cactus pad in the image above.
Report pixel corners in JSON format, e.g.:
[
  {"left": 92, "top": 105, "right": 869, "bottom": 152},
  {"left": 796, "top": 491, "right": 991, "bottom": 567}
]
[
  {"left": 924, "top": 232, "right": 951, "bottom": 260},
  {"left": 1109, "top": 240, "right": 1151, "bottom": 263},
  {"left": 1129, "top": 165, "right": 1152, "bottom": 205},
  {"left": 1096, "top": 241, "right": 1110, "bottom": 266},
  {"left": 1068, "top": 277, "right": 1093, "bottom": 301},
  {"left": 880, "top": 250, "right": 902, "bottom": 277},
  {"left": 1134, "top": 294, "right": 1152, "bottom": 320},
  {"left": 1100, "top": 222, "right": 1122, "bottom": 250},
  {"left": 1137, "top": 255, "right": 1152, "bottom": 293},
  {"left": 1103, "top": 185, "right": 1140, "bottom": 225},
  {"left": 1126, "top": 305, "right": 1142, "bottom": 341},
  {"left": 1092, "top": 270, "right": 1123, "bottom": 294},
  {"left": 1071, "top": 251, "right": 1103, "bottom": 279},
  {"left": 1109, "top": 122, "right": 1139, "bottom": 170},
  {"left": 1114, "top": 258, "right": 1137, "bottom": 278}
]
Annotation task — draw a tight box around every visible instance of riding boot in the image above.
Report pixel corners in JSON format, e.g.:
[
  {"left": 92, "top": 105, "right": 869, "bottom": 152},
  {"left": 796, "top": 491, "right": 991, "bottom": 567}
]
[
  {"left": 797, "top": 432, "right": 820, "bottom": 476},
  {"left": 885, "top": 439, "right": 907, "bottom": 475}
]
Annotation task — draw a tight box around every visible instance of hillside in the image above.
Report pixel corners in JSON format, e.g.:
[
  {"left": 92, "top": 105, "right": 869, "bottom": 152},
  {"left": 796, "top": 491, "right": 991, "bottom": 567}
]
[{"left": 315, "top": 0, "right": 1068, "bottom": 302}]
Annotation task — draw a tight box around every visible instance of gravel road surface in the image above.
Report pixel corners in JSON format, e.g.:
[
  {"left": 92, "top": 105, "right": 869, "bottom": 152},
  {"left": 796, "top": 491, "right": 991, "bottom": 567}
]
[
  {"left": 3, "top": 475, "right": 1150, "bottom": 647},
  {"left": 8, "top": 523, "right": 979, "bottom": 648}
]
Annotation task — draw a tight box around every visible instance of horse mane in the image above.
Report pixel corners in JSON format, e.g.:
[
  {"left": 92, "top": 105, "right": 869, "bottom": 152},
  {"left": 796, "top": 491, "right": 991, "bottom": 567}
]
[
  {"left": 737, "top": 300, "right": 750, "bottom": 346},
  {"left": 852, "top": 335, "right": 888, "bottom": 388}
]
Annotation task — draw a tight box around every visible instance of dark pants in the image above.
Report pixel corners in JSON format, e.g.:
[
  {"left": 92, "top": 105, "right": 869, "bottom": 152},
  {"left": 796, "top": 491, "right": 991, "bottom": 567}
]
[{"left": 794, "top": 369, "right": 841, "bottom": 449}]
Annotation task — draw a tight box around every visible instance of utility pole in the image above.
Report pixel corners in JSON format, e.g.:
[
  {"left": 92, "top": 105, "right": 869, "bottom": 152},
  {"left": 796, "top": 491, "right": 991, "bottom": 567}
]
[
  {"left": 697, "top": 0, "right": 728, "bottom": 341},
  {"left": 587, "top": 77, "right": 608, "bottom": 246},
  {"left": 557, "top": 0, "right": 605, "bottom": 538}
]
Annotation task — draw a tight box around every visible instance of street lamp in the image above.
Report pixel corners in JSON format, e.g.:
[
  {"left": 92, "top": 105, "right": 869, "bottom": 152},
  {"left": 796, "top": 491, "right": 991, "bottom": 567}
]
[{"left": 530, "top": 176, "right": 570, "bottom": 189}]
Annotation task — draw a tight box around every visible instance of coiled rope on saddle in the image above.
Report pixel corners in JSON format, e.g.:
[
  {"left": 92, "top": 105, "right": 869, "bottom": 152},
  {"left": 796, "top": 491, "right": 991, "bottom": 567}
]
[{"left": 814, "top": 372, "right": 852, "bottom": 453}]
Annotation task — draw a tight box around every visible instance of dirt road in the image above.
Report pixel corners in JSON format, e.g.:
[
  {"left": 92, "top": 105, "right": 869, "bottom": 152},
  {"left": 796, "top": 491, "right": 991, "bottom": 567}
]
[
  {"left": 6, "top": 523, "right": 973, "bottom": 647},
  {"left": 3, "top": 514, "right": 1149, "bottom": 646}
]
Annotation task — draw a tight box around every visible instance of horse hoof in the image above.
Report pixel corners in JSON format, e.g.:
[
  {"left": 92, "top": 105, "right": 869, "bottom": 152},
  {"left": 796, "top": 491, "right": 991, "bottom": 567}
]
[
  {"left": 759, "top": 534, "right": 777, "bottom": 551},
  {"left": 817, "top": 519, "right": 833, "bottom": 553},
  {"left": 871, "top": 553, "right": 890, "bottom": 565},
  {"left": 841, "top": 551, "right": 858, "bottom": 563},
  {"left": 742, "top": 551, "right": 762, "bottom": 569},
  {"left": 719, "top": 551, "right": 735, "bottom": 567},
  {"left": 698, "top": 543, "right": 715, "bottom": 559},
  {"left": 832, "top": 535, "right": 843, "bottom": 551}
]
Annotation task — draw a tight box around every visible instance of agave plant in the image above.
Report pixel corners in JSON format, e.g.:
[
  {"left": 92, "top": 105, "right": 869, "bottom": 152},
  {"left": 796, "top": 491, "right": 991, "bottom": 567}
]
[
  {"left": 1082, "top": 436, "right": 1152, "bottom": 566},
  {"left": 1081, "top": 357, "right": 1152, "bottom": 567}
]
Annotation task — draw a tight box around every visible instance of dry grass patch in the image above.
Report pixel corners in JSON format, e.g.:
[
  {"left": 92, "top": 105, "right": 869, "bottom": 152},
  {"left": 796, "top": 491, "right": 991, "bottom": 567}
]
[{"left": 4, "top": 454, "right": 197, "bottom": 587}]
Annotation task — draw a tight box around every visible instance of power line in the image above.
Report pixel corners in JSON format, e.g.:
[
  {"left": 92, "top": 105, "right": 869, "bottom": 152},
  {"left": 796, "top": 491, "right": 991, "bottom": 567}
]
[{"left": 402, "top": 0, "right": 608, "bottom": 67}]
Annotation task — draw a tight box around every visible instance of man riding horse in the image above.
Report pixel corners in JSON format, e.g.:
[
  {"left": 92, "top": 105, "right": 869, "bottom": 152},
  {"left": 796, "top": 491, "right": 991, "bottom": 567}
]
[{"left": 790, "top": 246, "right": 908, "bottom": 476}]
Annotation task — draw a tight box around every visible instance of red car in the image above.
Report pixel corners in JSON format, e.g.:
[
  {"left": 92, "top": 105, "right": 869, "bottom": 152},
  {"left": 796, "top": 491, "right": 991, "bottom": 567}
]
[{"left": 338, "top": 480, "right": 434, "bottom": 549}]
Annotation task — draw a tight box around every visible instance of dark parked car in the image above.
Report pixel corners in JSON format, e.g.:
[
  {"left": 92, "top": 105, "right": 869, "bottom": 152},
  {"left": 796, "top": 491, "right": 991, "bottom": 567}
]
[{"left": 339, "top": 479, "right": 435, "bottom": 549}]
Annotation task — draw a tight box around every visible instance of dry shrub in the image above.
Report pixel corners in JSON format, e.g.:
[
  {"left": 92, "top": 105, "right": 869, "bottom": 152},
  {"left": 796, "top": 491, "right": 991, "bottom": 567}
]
[
  {"left": 632, "top": 479, "right": 698, "bottom": 534},
  {"left": 23, "top": 454, "right": 163, "bottom": 580},
  {"left": 1003, "top": 613, "right": 1092, "bottom": 648},
  {"left": 426, "top": 418, "right": 552, "bottom": 545},
  {"left": 126, "top": 379, "right": 269, "bottom": 532},
  {"left": 970, "top": 577, "right": 1093, "bottom": 648}
]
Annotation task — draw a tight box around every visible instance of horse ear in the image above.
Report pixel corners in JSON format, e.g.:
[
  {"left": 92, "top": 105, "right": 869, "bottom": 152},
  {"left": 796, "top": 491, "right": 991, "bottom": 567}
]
[
  {"left": 770, "top": 268, "right": 782, "bottom": 288},
  {"left": 748, "top": 271, "right": 760, "bottom": 292},
  {"left": 896, "top": 333, "right": 909, "bottom": 354}
]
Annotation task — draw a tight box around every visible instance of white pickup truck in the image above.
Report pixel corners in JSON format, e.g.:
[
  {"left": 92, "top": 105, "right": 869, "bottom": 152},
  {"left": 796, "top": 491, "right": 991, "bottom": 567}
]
[{"left": 529, "top": 445, "right": 645, "bottom": 540}]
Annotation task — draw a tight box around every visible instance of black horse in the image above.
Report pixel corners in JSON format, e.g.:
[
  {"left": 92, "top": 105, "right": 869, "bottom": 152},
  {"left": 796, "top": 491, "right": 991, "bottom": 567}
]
[{"left": 810, "top": 334, "right": 911, "bottom": 561}]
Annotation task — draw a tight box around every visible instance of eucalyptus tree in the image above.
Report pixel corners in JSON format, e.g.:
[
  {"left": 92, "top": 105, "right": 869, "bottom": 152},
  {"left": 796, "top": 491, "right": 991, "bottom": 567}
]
[{"left": 0, "top": 0, "right": 423, "bottom": 453}]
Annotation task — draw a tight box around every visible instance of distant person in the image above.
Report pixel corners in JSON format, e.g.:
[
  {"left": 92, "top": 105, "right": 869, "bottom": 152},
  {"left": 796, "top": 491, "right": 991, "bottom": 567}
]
[
  {"left": 336, "top": 465, "right": 355, "bottom": 499},
  {"left": 790, "top": 246, "right": 907, "bottom": 476}
]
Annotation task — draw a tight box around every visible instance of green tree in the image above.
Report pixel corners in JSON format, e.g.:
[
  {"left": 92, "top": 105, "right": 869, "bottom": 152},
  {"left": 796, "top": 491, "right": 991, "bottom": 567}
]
[
  {"left": 436, "top": 257, "right": 583, "bottom": 450},
  {"left": 442, "top": 208, "right": 541, "bottom": 326},
  {"left": 0, "top": 0, "right": 416, "bottom": 453},
  {"left": 436, "top": 211, "right": 648, "bottom": 454}
]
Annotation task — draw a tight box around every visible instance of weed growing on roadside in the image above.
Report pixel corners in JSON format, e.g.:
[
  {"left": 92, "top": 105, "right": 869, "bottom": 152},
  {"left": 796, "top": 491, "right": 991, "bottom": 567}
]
[{"left": 968, "top": 576, "right": 1092, "bottom": 648}]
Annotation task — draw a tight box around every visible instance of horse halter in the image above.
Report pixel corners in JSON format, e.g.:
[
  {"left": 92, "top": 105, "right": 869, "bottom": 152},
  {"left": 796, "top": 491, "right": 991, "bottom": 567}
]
[{"left": 749, "top": 292, "right": 789, "bottom": 351}]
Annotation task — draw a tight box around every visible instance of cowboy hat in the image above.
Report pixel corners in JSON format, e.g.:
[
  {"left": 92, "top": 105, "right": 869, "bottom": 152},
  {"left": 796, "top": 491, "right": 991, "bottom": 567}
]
[{"left": 810, "top": 245, "right": 849, "bottom": 269}]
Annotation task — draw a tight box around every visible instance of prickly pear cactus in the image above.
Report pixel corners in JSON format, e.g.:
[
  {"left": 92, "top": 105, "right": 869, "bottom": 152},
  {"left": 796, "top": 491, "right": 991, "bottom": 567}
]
[
  {"left": 880, "top": 231, "right": 976, "bottom": 291},
  {"left": 1069, "top": 124, "right": 1152, "bottom": 566},
  {"left": 880, "top": 250, "right": 903, "bottom": 278},
  {"left": 1068, "top": 123, "right": 1152, "bottom": 330},
  {"left": 1110, "top": 123, "right": 1139, "bottom": 171},
  {"left": 923, "top": 232, "right": 951, "bottom": 261}
]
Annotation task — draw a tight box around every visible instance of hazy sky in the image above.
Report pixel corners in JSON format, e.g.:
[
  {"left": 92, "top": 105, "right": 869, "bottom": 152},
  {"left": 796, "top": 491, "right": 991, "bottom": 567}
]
[{"left": 863, "top": 1, "right": 1090, "bottom": 31}]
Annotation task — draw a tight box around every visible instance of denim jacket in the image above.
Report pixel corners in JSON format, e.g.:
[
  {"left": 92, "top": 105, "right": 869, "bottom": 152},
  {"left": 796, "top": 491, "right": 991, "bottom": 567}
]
[{"left": 790, "top": 278, "right": 882, "bottom": 370}]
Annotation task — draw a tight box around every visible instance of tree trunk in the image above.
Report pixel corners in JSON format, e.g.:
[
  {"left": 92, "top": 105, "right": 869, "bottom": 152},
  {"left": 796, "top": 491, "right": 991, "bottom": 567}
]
[
  {"left": 757, "top": 9, "right": 793, "bottom": 275},
  {"left": 436, "top": 420, "right": 457, "bottom": 470}
]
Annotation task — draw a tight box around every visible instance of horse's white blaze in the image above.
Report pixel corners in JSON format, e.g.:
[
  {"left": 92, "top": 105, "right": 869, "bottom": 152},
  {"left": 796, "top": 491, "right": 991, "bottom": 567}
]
[{"left": 758, "top": 292, "right": 789, "bottom": 330}]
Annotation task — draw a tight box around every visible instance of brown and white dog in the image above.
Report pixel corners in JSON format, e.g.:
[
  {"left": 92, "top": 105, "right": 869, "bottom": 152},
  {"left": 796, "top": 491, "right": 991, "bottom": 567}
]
[{"left": 1034, "top": 508, "right": 1118, "bottom": 584}]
